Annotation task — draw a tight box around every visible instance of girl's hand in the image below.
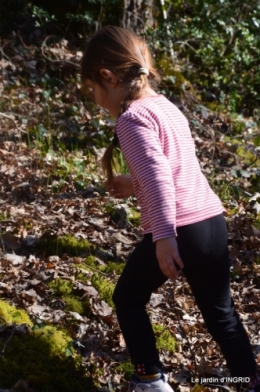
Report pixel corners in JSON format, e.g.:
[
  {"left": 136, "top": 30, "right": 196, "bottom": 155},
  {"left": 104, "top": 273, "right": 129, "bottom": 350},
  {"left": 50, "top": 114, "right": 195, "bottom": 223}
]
[
  {"left": 156, "top": 236, "right": 183, "bottom": 280},
  {"left": 105, "top": 174, "right": 134, "bottom": 198}
]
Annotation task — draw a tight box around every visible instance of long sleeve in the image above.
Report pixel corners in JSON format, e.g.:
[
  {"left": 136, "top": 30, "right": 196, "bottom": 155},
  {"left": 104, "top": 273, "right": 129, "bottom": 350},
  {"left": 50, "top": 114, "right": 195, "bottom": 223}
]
[{"left": 116, "top": 111, "right": 176, "bottom": 242}]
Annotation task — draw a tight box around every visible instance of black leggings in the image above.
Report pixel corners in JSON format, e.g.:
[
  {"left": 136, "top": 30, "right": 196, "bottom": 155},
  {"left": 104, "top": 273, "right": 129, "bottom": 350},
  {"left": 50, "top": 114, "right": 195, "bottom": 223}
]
[{"left": 112, "top": 214, "right": 256, "bottom": 377}]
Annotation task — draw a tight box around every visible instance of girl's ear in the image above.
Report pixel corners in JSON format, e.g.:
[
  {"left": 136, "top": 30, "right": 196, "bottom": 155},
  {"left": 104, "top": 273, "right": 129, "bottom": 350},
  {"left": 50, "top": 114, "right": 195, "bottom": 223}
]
[{"left": 100, "top": 69, "right": 118, "bottom": 85}]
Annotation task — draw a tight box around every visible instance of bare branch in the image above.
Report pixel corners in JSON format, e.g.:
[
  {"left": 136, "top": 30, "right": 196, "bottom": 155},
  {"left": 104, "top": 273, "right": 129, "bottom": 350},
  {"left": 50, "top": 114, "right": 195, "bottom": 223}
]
[{"left": 41, "top": 35, "right": 80, "bottom": 69}]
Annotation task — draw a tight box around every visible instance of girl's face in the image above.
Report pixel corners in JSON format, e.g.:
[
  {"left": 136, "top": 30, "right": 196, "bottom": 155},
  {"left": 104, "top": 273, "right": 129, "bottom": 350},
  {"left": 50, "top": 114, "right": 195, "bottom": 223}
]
[
  {"left": 92, "top": 83, "right": 106, "bottom": 108},
  {"left": 89, "top": 80, "right": 124, "bottom": 118}
]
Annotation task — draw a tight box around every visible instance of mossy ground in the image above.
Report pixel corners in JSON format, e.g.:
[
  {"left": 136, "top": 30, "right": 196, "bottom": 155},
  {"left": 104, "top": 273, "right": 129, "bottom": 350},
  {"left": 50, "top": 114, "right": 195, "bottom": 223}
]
[
  {"left": 0, "top": 234, "right": 175, "bottom": 390},
  {"left": 153, "top": 324, "right": 176, "bottom": 352},
  {"left": 0, "top": 300, "right": 33, "bottom": 325},
  {"left": 0, "top": 300, "right": 92, "bottom": 391},
  {"left": 48, "top": 278, "right": 91, "bottom": 316},
  {"left": 91, "top": 274, "right": 115, "bottom": 308},
  {"left": 115, "top": 361, "right": 134, "bottom": 379},
  {"left": 48, "top": 269, "right": 116, "bottom": 312},
  {"left": 37, "top": 234, "right": 91, "bottom": 257},
  {"left": 78, "top": 255, "right": 126, "bottom": 308},
  {"left": 83, "top": 255, "right": 125, "bottom": 275}
]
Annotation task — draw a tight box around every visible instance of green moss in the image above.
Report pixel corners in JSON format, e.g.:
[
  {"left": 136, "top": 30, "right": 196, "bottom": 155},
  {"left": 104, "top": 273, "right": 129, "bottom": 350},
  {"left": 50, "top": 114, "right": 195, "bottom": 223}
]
[
  {"left": 0, "top": 333, "right": 92, "bottom": 391},
  {"left": 48, "top": 278, "right": 73, "bottom": 296},
  {"left": 74, "top": 260, "right": 124, "bottom": 309},
  {"left": 127, "top": 208, "right": 140, "bottom": 226},
  {"left": 115, "top": 361, "right": 134, "bottom": 379},
  {"left": 153, "top": 324, "right": 176, "bottom": 352},
  {"left": 74, "top": 263, "right": 90, "bottom": 271},
  {"left": 83, "top": 256, "right": 125, "bottom": 275},
  {"left": 74, "top": 270, "right": 89, "bottom": 282},
  {"left": 232, "top": 120, "right": 246, "bottom": 134},
  {"left": 236, "top": 146, "right": 260, "bottom": 166},
  {"left": 63, "top": 295, "right": 84, "bottom": 314},
  {"left": 0, "top": 210, "right": 10, "bottom": 221},
  {"left": 34, "top": 325, "right": 73, "bottom": 357},
  {"left": 0, "top": 300, "right": 33, "bottom": 326},
  {"left": 0, "top": 302, "right": 92, "bottom": 391},
  {"left": 105, "top": 261, "right": 125, "bottom": 275},
  {"left": 204, "top": 101, "right": 218, "bottom": 111},
  {"left": 85, "top": 255, "right": 96, "bottom": 267},
  {"left": 48, "top": 279, "right": 91, "bottom": 316},
  {"left": 63, "top": 295, "right": 90, "bottom": 316},
  {"left": 91, "top": 274, "right": 115, "bottom": 308},
  {"left": 37, "top": 234, "right": 91, "bottom": 256}
]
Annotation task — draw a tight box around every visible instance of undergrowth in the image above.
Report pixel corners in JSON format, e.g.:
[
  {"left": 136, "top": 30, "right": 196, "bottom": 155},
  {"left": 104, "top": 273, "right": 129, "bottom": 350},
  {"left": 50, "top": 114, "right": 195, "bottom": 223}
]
[
  {"left": 0, "top": 300, "right": 92, "bottom": 392},
  {"left": 37, "top": 234, "right": 91, "bottom": 256}
]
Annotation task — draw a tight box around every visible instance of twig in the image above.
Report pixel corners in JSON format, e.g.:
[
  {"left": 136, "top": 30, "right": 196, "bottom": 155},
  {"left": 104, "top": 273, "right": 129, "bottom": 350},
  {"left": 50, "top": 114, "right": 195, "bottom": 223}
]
[
  {"left": 0, "top": 325, "right": 16, "bottom": 358},
  {"left": 0, "top": 112, "right": 17, "bottom": 127},
  {"left": 97, "top": 1, "right": 104, "bottom": 30},
  {"left": 0, "top": 112, "right": 28, "bottom": 134},
  {"left": 41, "top": 35, "right": 80, "bottom": 69},
  {"left": 123, "top": 10, "right": 145, "bottom": 29},
  {"left": 75, "top": 264, "right": 108, "bottom": 277},
  {"left": 175, "top": 40, "right": 198, "bottom": 53},
  {"left": 0, "top": 111, "right": 23, "bottom": 118},
  {"left": 0, "top": 45, "right": 10, "bottom": 61},
  {"left": 17, "top": 30, "right": 32, "bottom": 50}
]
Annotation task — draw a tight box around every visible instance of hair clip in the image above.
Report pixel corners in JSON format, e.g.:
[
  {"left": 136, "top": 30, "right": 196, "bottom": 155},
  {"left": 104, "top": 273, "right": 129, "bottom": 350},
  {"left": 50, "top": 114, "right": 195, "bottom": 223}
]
[{"left": 138, "top": 67, "right": 149, "bottom": 76}]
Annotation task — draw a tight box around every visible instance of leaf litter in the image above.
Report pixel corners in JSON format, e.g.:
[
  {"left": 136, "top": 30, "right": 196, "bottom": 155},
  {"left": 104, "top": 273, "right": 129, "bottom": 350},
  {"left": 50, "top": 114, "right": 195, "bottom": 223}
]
[{"left": 0, "top": 31, "right": 260, "bottom": 392}]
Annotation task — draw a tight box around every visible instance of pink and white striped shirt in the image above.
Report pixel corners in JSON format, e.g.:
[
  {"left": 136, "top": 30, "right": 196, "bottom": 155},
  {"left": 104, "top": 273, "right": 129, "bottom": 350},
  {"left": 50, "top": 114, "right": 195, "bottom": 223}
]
[{"left": 116, "top": 94, "right": 223, "bottom": 242}]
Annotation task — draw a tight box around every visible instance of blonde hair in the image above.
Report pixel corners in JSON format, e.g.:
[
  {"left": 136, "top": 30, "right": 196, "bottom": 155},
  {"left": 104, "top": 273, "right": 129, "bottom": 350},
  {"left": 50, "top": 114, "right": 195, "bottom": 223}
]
[{"left": 81, "top": 25, "right": 160, "bottom": 185}]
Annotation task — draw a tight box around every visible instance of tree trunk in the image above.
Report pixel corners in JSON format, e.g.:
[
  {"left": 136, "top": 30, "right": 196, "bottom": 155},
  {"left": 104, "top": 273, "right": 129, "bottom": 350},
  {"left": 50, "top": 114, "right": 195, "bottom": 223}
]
[{"left": 122, "top": 0, "right": 154, "bottom": 32}]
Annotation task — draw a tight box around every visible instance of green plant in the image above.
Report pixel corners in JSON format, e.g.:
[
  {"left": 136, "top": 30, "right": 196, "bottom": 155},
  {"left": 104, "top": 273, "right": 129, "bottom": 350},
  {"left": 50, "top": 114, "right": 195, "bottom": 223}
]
[
  {"left": 63, "top": 295, "right": 90, "bottom": 316},
  {"left": 32, "top": 5, "right": 56, "bottom": 27},
  {"left": 0, "top": 300, "right": 92, "bottom": 391},
  {"left": 75, "top": 257, "right": 125, "bottom": 276},
  {"left": 153, "top": 324, "right": 176, "bottom": 352},
  {"left": 91, "top": 274, "right": 115, "bottom": 308},
  {"left": 48, "top": 278, "right": 73, "bottom": 296},
  {"left": 0, "top": 300, "right": 33, "bottom": 326},
  {"left": 113, "top": 150, "right": 129, "bottom": 175},
  {"left": 37, "top": 235, "right": 91, "bottom": 256},
  {"left": 150, "top": 0, "right": 260, "bottom": 113},
  {"left": 127, "top": 207, "right": 140, "bottom": 226},
  {"left": 115, "top": 361, "right": 134, "bottom": 379}
]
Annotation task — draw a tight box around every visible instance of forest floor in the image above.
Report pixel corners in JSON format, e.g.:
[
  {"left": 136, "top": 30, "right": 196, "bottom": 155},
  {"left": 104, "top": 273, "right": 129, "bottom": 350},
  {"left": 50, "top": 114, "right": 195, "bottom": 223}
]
[{"left": 0, "top": 27, "right": 260, "bottom": 392}]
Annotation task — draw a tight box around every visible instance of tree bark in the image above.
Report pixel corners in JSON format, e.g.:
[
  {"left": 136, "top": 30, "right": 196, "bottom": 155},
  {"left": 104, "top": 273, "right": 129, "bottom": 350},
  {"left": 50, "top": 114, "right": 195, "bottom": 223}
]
[{"left": 122, "top": 0, "right": 154, "bottom": 32}]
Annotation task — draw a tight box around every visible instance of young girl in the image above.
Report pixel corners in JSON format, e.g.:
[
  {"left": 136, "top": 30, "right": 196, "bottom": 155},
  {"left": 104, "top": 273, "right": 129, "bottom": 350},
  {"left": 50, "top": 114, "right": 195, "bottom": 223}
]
[{"left": 81, "top": 26, "right": 259, "bottom": 392}]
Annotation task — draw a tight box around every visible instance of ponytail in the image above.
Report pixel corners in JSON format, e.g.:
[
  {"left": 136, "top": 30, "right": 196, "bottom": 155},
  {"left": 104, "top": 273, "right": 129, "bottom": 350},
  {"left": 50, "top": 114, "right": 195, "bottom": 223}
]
[
  {"left": 101, "top": 134, "right": 119, "bottom": 186},
  {"left": 81, "top": 26, "right": 160, "bottom": 185}
]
